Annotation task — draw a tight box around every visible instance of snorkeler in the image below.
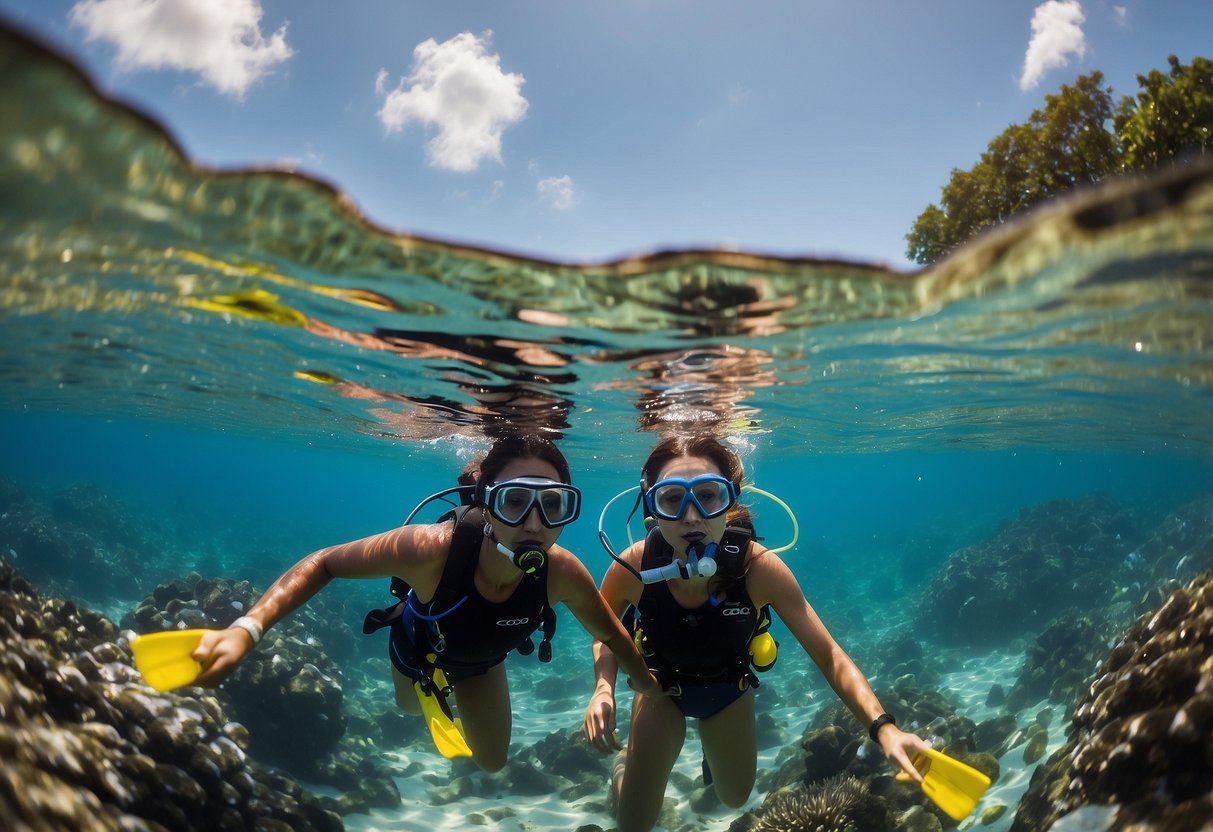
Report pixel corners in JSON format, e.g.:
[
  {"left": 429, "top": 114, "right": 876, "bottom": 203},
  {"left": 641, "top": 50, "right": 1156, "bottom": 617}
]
[
  {"left": 191, "top": 435, "right": 662, "bottom": 772},
  {"left": 583, "top": 435, "right": 928, "bottom": 831}
]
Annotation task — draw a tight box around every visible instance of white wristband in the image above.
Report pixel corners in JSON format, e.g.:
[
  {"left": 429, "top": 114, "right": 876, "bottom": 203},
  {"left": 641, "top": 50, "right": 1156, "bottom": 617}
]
[{"left": 230, "top": 616, "right": 263, "bottom": 645}]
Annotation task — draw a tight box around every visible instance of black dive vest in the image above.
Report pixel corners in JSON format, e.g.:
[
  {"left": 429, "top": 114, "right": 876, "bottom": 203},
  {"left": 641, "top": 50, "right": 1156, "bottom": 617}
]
[
  {"left": 364, "top": 506, "right": 556, "bottom": 673},
  {"left": 634, "top": 526, "right": 762, "bottom": 684}
]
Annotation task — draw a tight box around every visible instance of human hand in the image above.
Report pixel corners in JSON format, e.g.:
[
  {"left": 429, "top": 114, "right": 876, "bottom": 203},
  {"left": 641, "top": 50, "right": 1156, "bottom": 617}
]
[
  {"left": 624, "top": 669, "right": 664, "bottom": 701},
  {"left": 583, "top": 685, "right": 621, "bottom": 754},
  {"left": 191, "top": 627, "right": 256, "bottom": 687},
  {"left": 881, "top": 727, "right": 931, "bottom": 783}
]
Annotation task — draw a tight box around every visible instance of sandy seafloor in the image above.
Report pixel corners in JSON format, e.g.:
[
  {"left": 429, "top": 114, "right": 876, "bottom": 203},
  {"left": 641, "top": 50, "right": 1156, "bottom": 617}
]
[{"left": 330, "top": 643, "right": 1049, "bottom": 832}]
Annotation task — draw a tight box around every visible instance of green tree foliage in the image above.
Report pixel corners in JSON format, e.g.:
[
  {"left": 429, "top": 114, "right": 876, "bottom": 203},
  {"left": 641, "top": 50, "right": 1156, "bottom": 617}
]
[
  {"left": 906, "top": 72, "right": 1118, "bottom": 265},
  {"left": 1115, "top": 55, "right": 1213, "bottom": 169},
  {"left": 906, "top": 55, "right": 1210, "bottom": 265}
]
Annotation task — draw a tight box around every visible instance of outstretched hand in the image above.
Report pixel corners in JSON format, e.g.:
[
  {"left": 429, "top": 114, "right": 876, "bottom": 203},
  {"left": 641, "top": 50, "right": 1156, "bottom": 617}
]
[
  {"left": 879, "top": 726, "right": 931, "bottom": 783},
  {"left": 583, "top": 686, "right": 622, "bottom": 754},
  {"left": 191, "top": 627, "right": 256, "bottom": 687}
]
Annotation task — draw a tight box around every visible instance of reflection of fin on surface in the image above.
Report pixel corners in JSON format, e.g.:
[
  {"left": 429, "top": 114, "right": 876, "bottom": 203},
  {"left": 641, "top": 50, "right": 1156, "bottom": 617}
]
[
  {"left": 414, "top": 669, "right": 471, "bottom": 759},
  {"left": 130, "top": 629, "right": 210, "bottom": 692},
  {"left": 900, "top": 748, "right": 991, "bottom": 821}
]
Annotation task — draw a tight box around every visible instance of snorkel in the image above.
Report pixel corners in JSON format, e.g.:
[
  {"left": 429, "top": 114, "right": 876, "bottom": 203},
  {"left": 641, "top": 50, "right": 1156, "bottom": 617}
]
[
  {"left": 596, "top": 487, "right": 720, "bottom": 584},
  {"left": 597, "top": 484, "right": 800, "bottom": 585},
  {"left": 493, "top": 538, "right": 548, "bottom": 574},
  {"left": 402, "top": 483, "right": 554, "bottom": 574}
]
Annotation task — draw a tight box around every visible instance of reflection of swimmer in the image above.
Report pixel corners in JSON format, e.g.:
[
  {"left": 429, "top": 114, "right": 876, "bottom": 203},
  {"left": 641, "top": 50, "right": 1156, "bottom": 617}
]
[
  {"left": 584, "top": 436, "right": 928, "bottom": 831},
  {"left": 191, "top": 436, "right": 661, "bottom": 770}
]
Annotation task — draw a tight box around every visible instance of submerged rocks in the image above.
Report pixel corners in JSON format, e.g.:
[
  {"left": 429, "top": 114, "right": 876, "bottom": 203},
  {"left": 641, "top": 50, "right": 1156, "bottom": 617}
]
[
  {"left": 1004, "top": 613, "right": 1110, "bottom": 713},
  {"left": 1011, "top": 571, "right": 1213, "bottom": 832},
  {"left": 125, "top": 573, "right": 350, "bottom": 770},
  {"left": 915, "top": 494, "right": 1135, "bottom": 648},
  {"left": 0, "top": 551, "right": 343, "bottom": 832},
  {"left": 0, "top": 485, "right": 152, "bottom": 603}
]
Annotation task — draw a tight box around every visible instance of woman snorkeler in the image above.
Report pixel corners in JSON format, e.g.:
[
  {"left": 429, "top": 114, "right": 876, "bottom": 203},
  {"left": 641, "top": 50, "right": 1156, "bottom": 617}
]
[
  {"left": 191, "top": 434, "right": 661, "bottom": 772},
  {"left": 583, "top": 434, "right": 928, "bottom": 831}
]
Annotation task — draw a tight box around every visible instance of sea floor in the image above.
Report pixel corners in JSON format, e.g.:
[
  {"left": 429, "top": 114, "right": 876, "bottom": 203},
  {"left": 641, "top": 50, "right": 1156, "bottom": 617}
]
[{"left": 338, "top": 645, "right": 1063, "bottom": 832}]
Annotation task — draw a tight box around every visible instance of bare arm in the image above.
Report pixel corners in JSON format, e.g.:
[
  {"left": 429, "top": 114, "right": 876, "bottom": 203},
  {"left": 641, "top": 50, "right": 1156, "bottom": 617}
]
[
  {"left": 192, "top": 523, "right": 447, "bottom": 685},
  {"left": 580, "top": 544, "right": 645, "bottom": 752},
  {"left": 548, "top": 546, "right": 659, "bottom": 700},
  {"left": 748, "top": 548, "right": 928, "bottom": 779}
]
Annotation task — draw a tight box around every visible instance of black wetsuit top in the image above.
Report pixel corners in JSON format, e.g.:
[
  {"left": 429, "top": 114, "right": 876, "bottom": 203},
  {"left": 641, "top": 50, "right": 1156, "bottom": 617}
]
[
  {"left": 636, "top": 526, "right": 760, "bottom": 683},
  {"left": 374, "top": 506, "right": 551, "bottom": 683}
]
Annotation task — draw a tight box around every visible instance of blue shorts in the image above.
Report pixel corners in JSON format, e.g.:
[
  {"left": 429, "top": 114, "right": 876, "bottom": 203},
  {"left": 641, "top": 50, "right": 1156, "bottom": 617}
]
[{"left": 670, "top": 679, "right": 748, "bottom": 720}]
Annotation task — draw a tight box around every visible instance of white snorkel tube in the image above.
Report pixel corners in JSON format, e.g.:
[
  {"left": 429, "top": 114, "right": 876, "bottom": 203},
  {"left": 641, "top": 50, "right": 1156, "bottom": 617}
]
[
  {"left": 637, "top": 541, "right": 719, "bottom": 583},
  {"left": 596, "top": 489, "right": 722, "bottom": 583},
  {"left": 597, "top": 483, "right": 800, "bottom": 584}
]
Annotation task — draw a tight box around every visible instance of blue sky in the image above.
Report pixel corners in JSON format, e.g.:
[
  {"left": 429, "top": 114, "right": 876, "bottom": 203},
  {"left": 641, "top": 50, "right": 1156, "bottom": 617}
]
[{"left": 2, "top": 1, "right": 1208, "bottom": 269}]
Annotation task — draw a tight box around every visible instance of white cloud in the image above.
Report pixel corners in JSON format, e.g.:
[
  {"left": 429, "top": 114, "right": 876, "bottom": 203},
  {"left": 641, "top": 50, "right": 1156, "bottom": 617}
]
[
  {"left": 537, "top": 175, "right": 578, "bottom": 210},
  {"left": 68, "top": 0, "right": 292, "bottom": 98},
  {"left": 1019, "top": 0, "right": 1086, "bottom": 91},
  {"left": 1112, "top": 5, "right": 1128, "bottom": 28},
  {"left": 377, "top": 31, "right": 527, "bottom": 172}
]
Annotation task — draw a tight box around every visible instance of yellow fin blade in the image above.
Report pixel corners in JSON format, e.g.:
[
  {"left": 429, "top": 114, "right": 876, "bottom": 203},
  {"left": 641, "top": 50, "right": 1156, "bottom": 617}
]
[
  {"left": 414, "top": 679, "right": 471, "bottom": 758},
  {"left": 130, "top": 629, "right": 212, "bottom": 692},
  {"left": 911, "top": 747, "right": 992, "bottom": 821}
]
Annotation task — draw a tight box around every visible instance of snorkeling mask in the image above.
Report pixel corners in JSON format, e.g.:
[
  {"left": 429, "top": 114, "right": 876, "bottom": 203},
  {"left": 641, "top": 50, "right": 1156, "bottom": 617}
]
[
  {"left": 598, "top": 480, "right": 800, "bottom": 585},
  {"left": 643, "top": 474, "right": 739, "bottom": 521},
  {"left": 480, "top": 477, "right": 581, "bottom": 574},
  {"left": 480, "top": 477, "right": 582, "bottom": 528}
]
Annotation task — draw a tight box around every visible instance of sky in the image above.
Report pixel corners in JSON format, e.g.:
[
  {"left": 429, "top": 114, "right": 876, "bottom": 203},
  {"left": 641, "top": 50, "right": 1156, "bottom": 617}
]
[{"left": 1, "top": 0, "right": 1208, "bottom": 270}]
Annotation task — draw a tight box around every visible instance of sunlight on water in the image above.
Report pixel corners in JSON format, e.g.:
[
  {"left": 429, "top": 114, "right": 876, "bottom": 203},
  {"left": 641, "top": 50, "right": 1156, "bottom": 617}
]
[
  {"left": 3, "top": 25, "right": 1211, "bottom": 458},
  {"left": 4, "top": 21, "right": 1213, "bottom": 832}
]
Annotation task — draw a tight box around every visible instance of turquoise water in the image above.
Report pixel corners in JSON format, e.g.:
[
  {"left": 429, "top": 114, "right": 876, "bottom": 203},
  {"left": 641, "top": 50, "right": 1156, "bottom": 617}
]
[{"left": 2, "top": 21, "right": 1213, "bottom": 831}]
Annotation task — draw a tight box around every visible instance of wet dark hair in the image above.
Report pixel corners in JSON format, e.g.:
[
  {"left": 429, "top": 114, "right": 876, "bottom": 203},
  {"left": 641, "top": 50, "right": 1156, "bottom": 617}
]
[
  {"left": 461, "top": 435, "right": 572, "bottom": 505},
  {"left": 641, "top": 435, "right": 754, "bottom": 592}
]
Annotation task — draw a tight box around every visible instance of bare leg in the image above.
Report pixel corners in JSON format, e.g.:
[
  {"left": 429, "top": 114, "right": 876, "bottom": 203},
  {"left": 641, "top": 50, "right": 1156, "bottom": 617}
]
[
  {"left": 698, "top": 688, "right": 756, "bottom": 808},
  {"left": 391, "top": 667, "right": 423, "bottom": 715},
  {"left": 452, "top": 662, "right": 512, "bottom": 772},
  {"left": 616, "top": 692, "right": 686, "bottom": 832}
]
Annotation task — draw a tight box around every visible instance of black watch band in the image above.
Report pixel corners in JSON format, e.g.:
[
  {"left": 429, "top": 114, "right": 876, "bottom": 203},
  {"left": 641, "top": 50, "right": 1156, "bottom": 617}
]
[{"left": 869, "top": 713, "right": 896, "bottom": 742}]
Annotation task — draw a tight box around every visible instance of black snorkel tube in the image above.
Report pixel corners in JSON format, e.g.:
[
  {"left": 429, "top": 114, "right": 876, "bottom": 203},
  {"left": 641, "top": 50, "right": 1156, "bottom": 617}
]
[{"left": 597, "top": 487, "right": 719, "bottom": 584}]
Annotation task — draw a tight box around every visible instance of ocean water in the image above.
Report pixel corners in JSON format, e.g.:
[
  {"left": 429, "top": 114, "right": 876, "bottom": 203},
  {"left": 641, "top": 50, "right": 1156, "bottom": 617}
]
[{"left": 2, "top": 22, "right": 1213, "bottom": 832}]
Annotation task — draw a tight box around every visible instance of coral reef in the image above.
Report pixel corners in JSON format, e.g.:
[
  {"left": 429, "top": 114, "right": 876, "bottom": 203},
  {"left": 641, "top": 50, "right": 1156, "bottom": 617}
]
[
  {"left": 914, "top": 494, "right": 1135, "bottom": 647},
  {"left": 1010, "top": 572, "right": 1213, "bottom": 831},
  {"left": 0, "top": 551, "right": 343, "bottom": 831},
  {"left": 0, "top": 477, "right": 173, "bottom": 602},
  {"left": 1004, "top": 612, "right": 1112, "bottom": 712},
  {"left": 1127, "top": 495, "right": 1213, "bottom": 616},
  {"left": 756, "top": 678, "right": 998, "bottom": 828},
  {"left": 751, "top": 774, "right": 885, "bottom": 832},
  {"left": 121, "top": 572, "right": 404, "bottom": 813}
]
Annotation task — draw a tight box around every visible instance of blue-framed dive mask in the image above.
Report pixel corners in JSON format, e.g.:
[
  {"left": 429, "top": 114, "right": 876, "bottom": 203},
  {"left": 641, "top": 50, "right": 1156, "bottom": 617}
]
[
  {"left": 643, "top": 474, "right": 739, "bottom": 521},
  {"left": 482, "top": 477, "right": 582, "bottom": 528}
]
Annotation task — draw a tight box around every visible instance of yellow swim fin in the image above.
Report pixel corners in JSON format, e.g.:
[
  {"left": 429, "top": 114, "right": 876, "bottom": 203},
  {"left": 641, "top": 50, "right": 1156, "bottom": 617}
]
[
  {"left": 414, "top": 669, "right": 471, "bottom": 759},
  {"left": 130, "top": 629, "right": 212, "bottom": 692},
  {"left": 899, "top": 747, "right": 992, "bottom": 821}
]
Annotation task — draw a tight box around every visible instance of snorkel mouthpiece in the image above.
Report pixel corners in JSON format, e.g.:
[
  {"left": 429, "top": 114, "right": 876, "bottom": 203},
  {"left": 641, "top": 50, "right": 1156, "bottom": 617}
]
[
  {"left": 638, "top": 541, "right": 718, "bottom": 584},
  {"left": 497, "top": 541, "right": 546, "bottom": 575},
  {"left": 691, "top": 541, "right": 718, "bottom": 578}
]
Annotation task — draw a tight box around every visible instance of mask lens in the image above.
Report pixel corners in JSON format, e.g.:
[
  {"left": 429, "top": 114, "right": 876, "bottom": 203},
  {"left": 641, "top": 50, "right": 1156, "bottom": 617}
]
[
  {"left": 651, "top": 483, "right": 690, "bottom": 519},
  {"left": 493, "top": 486, "right": 537, "bottom": 525},
  {"left": 487, "top": 480, "right": 581, "bottom": 527},
  {"left": 690, "top": 480, "right": 731, "bottom": 518},
  {"left": 647, "top": 476, "right": 735, "bottom": 520}
]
